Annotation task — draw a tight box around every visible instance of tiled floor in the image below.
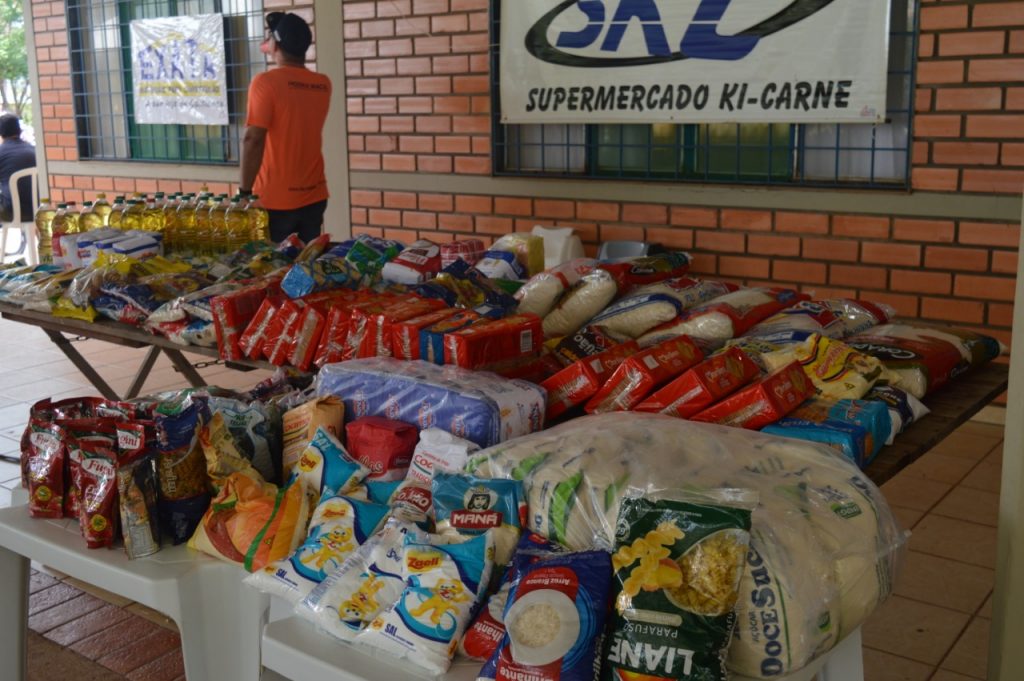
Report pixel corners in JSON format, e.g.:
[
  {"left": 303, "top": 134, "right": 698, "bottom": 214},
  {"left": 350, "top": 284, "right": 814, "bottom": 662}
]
[{"left": 0, "top": 316, "right": 1005, "bottom": 680}]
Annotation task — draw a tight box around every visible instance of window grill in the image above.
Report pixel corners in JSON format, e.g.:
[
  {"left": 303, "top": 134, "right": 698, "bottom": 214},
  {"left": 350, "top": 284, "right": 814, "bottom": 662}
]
[
  {"left": 492, "top": 0, "right": 918, "bottom": 188},
  {"left": 66, "top": 0, "right": 266, "bottom": 164}
]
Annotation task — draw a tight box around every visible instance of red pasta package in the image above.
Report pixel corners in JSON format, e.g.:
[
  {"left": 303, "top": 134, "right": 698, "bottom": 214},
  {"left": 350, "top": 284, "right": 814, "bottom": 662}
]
[
  {"left": 238, "top": 299, "right": 278, "bottom": 360},
  {"left": 391, "top": 308, "right": 461, "bottom": 360},
  {"left": 74, "top": 439, "right": 120, "bottom": 549},
  {"left": 314, "top": 298, "right": 398, "bottom": 367},
  {"left": 421, "top": 310, "right": 485, "bottom": 364},
  {"left": 211, "top": 285, "right": 269, "bottom": 361},
  {"left": 585, "top": 335, "right": 704, "bottom": 413},
  {"left": 541, "top": 341, "right": 639, "bottom": 421},
  {"left": 288, "top": 306, "right": 328, "bottom": 371},
  {"left": 691, "top": 361, "right": 815, "bottom": 429},
  {"left": 346, "top": 296, "right": 448, "bottom": 360},
  {"left": 263, "top": 299, "right": 306, "bottom": 365},
  {"left": 635, "top": 347, "right": 762, "bottom": 418},
  {"left": 345, "top": 416, "right": 419, "bottom": 481},
  {"left": 444, "top": 313, "right": 543, "bottom": 369},
  {"left": 64, "top": 420, "right": 118, "bottom": 521}
]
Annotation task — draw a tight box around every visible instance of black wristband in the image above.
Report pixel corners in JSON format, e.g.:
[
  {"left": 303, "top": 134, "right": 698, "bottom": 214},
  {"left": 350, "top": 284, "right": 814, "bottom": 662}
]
[{"left": 239, "top": 188, "right": 252, "bottom": 196}]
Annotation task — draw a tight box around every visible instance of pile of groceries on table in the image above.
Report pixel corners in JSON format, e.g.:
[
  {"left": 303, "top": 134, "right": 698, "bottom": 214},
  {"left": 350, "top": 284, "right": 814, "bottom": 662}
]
[{"left": 11, "top": 218, "right": 1007, "bottom": 679}]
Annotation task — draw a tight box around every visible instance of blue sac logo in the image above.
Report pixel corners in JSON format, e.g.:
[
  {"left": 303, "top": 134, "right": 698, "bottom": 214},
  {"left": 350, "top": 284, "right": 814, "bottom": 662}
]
[{"left": 525, "top": 0, "right": 838, "bottom": 67}]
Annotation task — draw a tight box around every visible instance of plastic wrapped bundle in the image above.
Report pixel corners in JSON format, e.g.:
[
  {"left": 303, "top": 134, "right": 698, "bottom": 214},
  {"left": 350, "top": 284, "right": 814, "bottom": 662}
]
[
  {"left": 316, "top": 357, "right": 547, "bottom": 447},
  {"left": 464, "top": 413, "right": 907, "bottom": 678},
  {"left": 744, "top": 298, "right": 895, "bottom": 342}
]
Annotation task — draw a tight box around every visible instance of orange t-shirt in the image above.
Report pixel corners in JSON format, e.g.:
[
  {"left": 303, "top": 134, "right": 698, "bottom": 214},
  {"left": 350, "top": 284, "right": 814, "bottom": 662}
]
[{"left": 246, "top": 65, "right": 331, "bottom": 210}]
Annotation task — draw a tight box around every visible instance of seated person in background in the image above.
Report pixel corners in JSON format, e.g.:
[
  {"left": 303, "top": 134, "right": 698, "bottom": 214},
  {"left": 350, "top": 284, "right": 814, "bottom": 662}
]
[{"left": 0, "top": 114, "right": 36, "bottom": 222}]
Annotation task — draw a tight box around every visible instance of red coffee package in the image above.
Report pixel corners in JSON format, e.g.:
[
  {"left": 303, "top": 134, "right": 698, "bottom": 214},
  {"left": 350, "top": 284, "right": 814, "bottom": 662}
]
[
  {"left": 288, "top": 306, "right": 328, "bottom": 371},
  {"left": 635, "top": 347, "right": 762, "bottom": 418},
  {"left": 391, "top": 308, "right": 461, "bottom": 360},
  {"left": 691, "top": 361, "right": 815, "bottom": 429},
  {"left": 441, "top": 238, "right": 486, "bottom": 268},
  {"left": 237, "top": 298, "right": 278, "bottom": 360},
  {"left": 74, "top": 439, "right": 120, "bottom": 549},
  {"left": 541, "top": 341, "right": 639, "bottom": 420},
  {"left": 444, "top": 313, "right": 543, "bottom": 369},
  {"left": 345, "top": 416, "right": 419, "bottom": 481},
  {"left": 212, "top": 285, "right": 269, "bottom": 361},
  {"left": 585, "top": 335, "right": 704, "bottom": 413}
]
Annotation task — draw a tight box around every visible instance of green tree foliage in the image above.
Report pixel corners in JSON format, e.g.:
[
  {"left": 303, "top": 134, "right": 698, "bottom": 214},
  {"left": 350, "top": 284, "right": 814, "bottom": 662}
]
[{"left": 0, "top": 0, "right": 29, "bottom": 122}]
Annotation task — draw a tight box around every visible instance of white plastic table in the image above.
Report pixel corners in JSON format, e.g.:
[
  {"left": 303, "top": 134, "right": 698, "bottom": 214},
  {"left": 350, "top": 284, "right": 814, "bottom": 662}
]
[{"left": 0, "top": 501, "right": 269, "bottom": 681}]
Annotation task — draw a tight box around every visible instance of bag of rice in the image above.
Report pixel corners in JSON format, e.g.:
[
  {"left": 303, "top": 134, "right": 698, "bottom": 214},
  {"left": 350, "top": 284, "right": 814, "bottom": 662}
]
[
  {"left": 744, "top": 298, "right": 894, "bottom": 341},
  {"left": 287, "top": 427, "right": 370, "bottom": 509},
  {"left": 589, "top": 277, "right": 737, "bottom": 340},
  {"left": 516, "top": 259, "right": 598, "bottom": 319},
  {"left": 542, "top": 268, "right": 619, "bottom": 339},
  {"left": 761, "top": 334, "right": 894, "bottom": 401},
  {"left": 865, "top": 385, "right": 930, "bottom": 445},
  {"left": 245, "top": 494, "right": 390, "bottom": 603},
  {"left": 634, "top": 347, "right": 762, "bottom": 418},
  {"left": 432, "top": 472, "right": 526, "bottom": 565},
  {"left": 356, "top": 532, "right": 495, "bottom": 675},
  {"left": 602, "top": 491, "right": 755, "bottom": 681},
  {"left": 479, "top": 549, "right": 613, "bottom": 681}
]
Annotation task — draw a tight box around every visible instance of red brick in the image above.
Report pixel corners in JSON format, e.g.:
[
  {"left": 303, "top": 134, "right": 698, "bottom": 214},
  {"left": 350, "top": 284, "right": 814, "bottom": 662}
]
[
  {"left": 890, "top": 270, "right": 952, "bottom": 295},
  {"left": 829, "top": 264, "right": 888, "bottom": 289},
  {"left": 892, "top": 218, "right": 956, "bottom": 243},
  {"left": 368, "top": 208, "right": 402, "bottom": 227},
  {"left": 920, "top": 297, "right": 986, "bottom": 324},
  {"left": 383, "top": 191, "right": 418, "bottom": 209},
  {"left": 455, "top": 194, "right": 492, "bottom": 213},
  {"left": 920, "top": 4, "right": 968, "bottom": 30},
  {"left": 622, "top": 203, "right": 668, "bottom": 224},
  {"left": 414, "top": 35, "right": 450, "bottom": 55},
  {"left": 955, "top": 274, "right": 1016, "bottom": 301},
  {"left": 912, "top": 167, "right": 960, "bottom": 191},
  {"left": 494, "top": 196, "right": 533, "bottom": 216},
  {"left": 399, "top": 135, "right": 434, "bottom": 153},
  {"left": 403, "top": 211, "right": 438, "bottom": 229},
  {"left": 415, "top": 76, "right": 451, "bottom": 94},
  {"left": 962, "top": 168, "right": 1024, "bottom": 192},
  {"left": 970, "top": 58, "right": 1024, "bottom": 83},
  {"left": 989, "top": 303, "right": 1015, "bottom": 327},
  {"left": 932, "top": 141, "right": 999, "bottom": 165},
  {"left": 416, "top": 116, "right": 452, "bottom": 133},
  {"left": 720, "top": 209, "right": 772, "bottom": 231},
  {"left": 1012, "top": 29, "right": 1024, "bottom": 52},
  {"left": 939, "top": 31, "right": 1006, "bottom": 56},
  {"left": 772, "top": 260, "right": 827, "bottom": 284},
  {"left": 916, "top": 60, "right": 965, "bottom": 84},
  {"left": 534, "top": 199, "right": 575, "bottom": 219},
  {"left": 343, "top": 3, "right": 375, "bottom": 20},
  {"left": 396, "top": 57, "right": 432, "bottom": 75},
  {"left": 433, "top": 55, "right": 469, "bottom": 73},
  {"left": 669, "top": 206, "right": 718, "bottom": 228},
  {"left": 419, "top": 193, "right": 454, "bottom": 212},
  {"left": 832, "top": 215, "right": 890, "bottom": 239},
  {"left": 413, "top": 0, "right": 449, "bottom": 14},
  {"left": 382, "top": 154, "right": 417, "bottom": 172},
  {"left": 868, "top": 292, "right": 920, "bottom": 318},
  {"left": 350, "top": 190, "right": 383, "bottom": 208},
  {"left": 453, "top": 75, "right": 489, "bottom": 94},
  {"left": 774, "top": 211, "right": 829, "bottom": 234},
  {"left": 802, "top": 237, "right": 859, "bottom": 261},
  {"left": 351, "top": 207, "right": 367, "bottom": 223},
  {"left": 919, "top": 33, "right": 935, "bottom": 58},
  {"left": 431, "top": 13, "right": 468, "bottom": 33},
  {"left": 418, "top": 155, "right": 455, "bottom": 173},
  {"left": 361, "top": 19, "right": 395, "bottom": 38},
  {"left": 1002, "top": 142, "right": 1024, "bottom": 165},
  {"left": 97, "top": 628, "right": 181, "bottom": 676},
  {"left": 451, "top": 115, "right": 490, "bottom": 133},
  {"left": 475, "top": 215, "right": 515, "bottom": 234},
  {"left": 959, "top": 221, "right": 1020, "bottom": 247},
  {"left": 439, "top": 213, "right": 473, "bottom": 231},
  {"left": 992, "top": 250, "right": 1020, "bottom": 273},
  {"left": 695, "top": 231, "right": 745, "bottom": 253},
  {"left": 646, "top": 227, "right": 694, "bottom": 250},
  {"left": 966, "top": 114, "right": 1024, "bottom": 138},
  {"left": 973, "top": 3, "right": 1024, "bottom": 27},
  {"left": 914, "top": 114, "right": 963, "bottom": 137},
  {"left": 380, "top": 116, "right": 415, "bottom": 133},
  {"left": 600, "top": 224, "right": 647, "bottom": 243},
  {"left": 924, "top": 246, "right": 990, "bottom": 271},
  {"left": 913, "top": 141, "right": 930, "bottom": 164},
  {"left": 747, "top": 235, "right": 800, "bottom": 257},
  {"left": 379, "top": 38, "right": 414, "bottom": 57},
  {"left": 378, "top": 1, "right": 413, "bottom": 17},
  {"left": 916, "top": 88, "right": 933, "bottom": 112},
  {"left": 861, "top": 242, "right": 922, "bottom": 266},
  {"left": 718, "top": 256, "right": 770, "bottom": 280},
  {"left": 578, "top": 201, "right": 620, "bottom": 222},
  {"left": 365, "top": 135, "right": 398, "bottom": 153}
]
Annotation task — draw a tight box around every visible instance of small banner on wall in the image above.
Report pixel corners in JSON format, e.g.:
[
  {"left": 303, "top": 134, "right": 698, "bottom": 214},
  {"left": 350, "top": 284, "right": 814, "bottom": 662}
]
[
  {"left": 130, "top": 14, "right": 229, "bottom": 125},
  {"left": 501, "top": 0, "right": 891, "bottom": 124}
]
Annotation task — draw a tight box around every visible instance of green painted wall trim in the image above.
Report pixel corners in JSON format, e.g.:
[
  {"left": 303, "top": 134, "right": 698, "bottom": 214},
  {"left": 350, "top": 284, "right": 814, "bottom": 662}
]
[{"left": 350, "top": 171, "right": 1023, "bottom": 223}]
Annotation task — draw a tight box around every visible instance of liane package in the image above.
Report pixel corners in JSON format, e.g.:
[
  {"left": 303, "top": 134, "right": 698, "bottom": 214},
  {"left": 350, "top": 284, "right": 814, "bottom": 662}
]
[
  {"left": 635, "top": 346, "right": 762, "bottom": 418},
  {"left": 444, "top": 313, "right": 543, "bottom": 369},
  {"left": 585, "top": 335, "right": 704, "bottom": 413},
  {"left": 692, "top": 361, "right": 815, "bottom": 429},
  {"left": 541, "top": 340, "right": 639, "bottom": 421}
]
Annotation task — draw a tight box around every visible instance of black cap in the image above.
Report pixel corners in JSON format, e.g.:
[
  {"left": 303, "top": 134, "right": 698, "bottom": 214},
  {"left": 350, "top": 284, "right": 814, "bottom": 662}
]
[
  {"left": 0, "top": 114, "right": 20, "bottom": 138},
  {"left": 266, "top": 12, "right": 312, "bottom": 58}
]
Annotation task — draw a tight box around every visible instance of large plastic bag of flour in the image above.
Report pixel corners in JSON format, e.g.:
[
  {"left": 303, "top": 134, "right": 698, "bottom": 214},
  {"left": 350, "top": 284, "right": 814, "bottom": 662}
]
[
  {"left": 316, "top": 357, "right": 546, "bottom": 448},
  {"left": 464, "top": 413, "right": 906, "bottom": 678}
]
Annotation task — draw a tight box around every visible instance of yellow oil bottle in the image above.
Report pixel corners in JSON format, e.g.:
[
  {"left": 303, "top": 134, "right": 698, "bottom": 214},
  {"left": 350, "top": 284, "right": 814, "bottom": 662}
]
[
  {"left": 63, "top": 202, "right": 81, "bottom": 235},
  {"left": 122, "top": 199, "right": 145, "bottom": 231},
  {"left": 80, "top": 201, "right": 104, "bottom": 232},
  {"left": 142, "top": 193, "right": 165, "bottom": 233},
  {"left": 193, "top": 193, "right": 215, "bottom": 256},
  {"left": 108, "top": 197, "right": 126, "bottom": 229},
  {"left": 93, "top": 193, "right": 112, "bottom": 225},
  {"left": 49, "top": 203, "right": 68, "bottom": 266},
  {"left": 208, "top": 194, "right": 231, "bottom": 255},
  {"left": 246, "top": 195, "right": 270, "bottom": 242},
  {"left": 34, "top": 198, "right": 56, "bottom": 264},
  {"left": 225, "top": 195, "right": 250, "bottom": 251},
  {"left": 162, "top": 193, "right": 180, "bottom": 253}
]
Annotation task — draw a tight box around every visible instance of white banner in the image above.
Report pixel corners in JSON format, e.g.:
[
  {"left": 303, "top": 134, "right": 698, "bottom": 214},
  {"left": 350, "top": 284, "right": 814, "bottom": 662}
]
[
  {"left": 501, "top": 0, "right": 891, "bottom": 124},
  {"left": 130, "top": 14, "right": 229, "bottom": 125}
]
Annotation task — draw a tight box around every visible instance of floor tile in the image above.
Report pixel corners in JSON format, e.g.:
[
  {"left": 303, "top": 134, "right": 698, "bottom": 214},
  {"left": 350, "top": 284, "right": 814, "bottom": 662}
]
[
  {"left": 29, "top": 581, "right": 84, "bottom": 616},
  {"left": 930, "top": 670, "right": 982, "bottom": 681},
  {"left": 28, "top": 592, "right": 106, "bottom": 633},
  {"left": 862, "top": 595, "right": 970, "bottom": 665},
  {"left": 125, "top": 648, "right": 185, "bottom": 681},
  {"left": 861, "top": 648, "right": 933, "bottom": 681},
  {"left": 960, "top": 459, "right": 1002, "bottom": 494},
  {"left": 910, "top": 515, "right": 998, "bottom": 569},
  {"left": 0, "top": 459, "right": 21, "bottom": 482},
  {"left": 900, "top": 453, "right": 978, "bottom": 486},
  {"left": 43, "top": 603, "right": 133, "bottom": 647},
  {"left": 125, "top": 602, "right": 179, "bottom": 632},
  {"left": 891, "top": 505, "right": 926, "bottom": 531},
  {"left": 62, "top": 576, "right": 136, "bottom": 608},
  {"left": 880, "top": 475, "right": 952, "bottom": 512},
  {"left": 941, "top": 617, "right": 990, "bottom": 679},
  {"left": 96, "top": 627, "right": 181, "bottom": 675},
  {"left": 893, "top": 551, "right": 993, "bottom": 614},
  {"left": 70, "top": 614, "right": 162, "bottom": 661},
  {"left": 929, "top": 428, "right": 1001, "bottom": 461},
  {"left": 932, "top": 487, "right": 999, "bottom": 527},
  {"left": 978, "top": 593, "right": 992, "bottom": 618},
  {"left": 30, "top": 569, "right": 60, "bottom": 594}
]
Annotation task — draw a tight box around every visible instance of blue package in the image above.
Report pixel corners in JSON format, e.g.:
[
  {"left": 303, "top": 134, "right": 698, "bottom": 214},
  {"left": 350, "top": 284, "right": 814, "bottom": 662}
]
[
  {"left": 762, "top": 398, "right": 892, "bottom": 467},
  {"left": 432, "top": 472, "right": 525, "bottom": 537},
  {"left": 419, "top": 312, "right": 482, "bottom": 365},
  {"left": 289, "top": 495, "right": 390, "bottom": 583},
  {"left": 366, "top": 479, "right": 403, "bottom": 505},
  {"left": 315, "top": 357, "right": 547, "bottom": 448},
  {"left": 281, "top": 256, "right": 356, "bottom": 298},
  {"left": 287, "top": 427, "right": 370, "bottom": 505}
]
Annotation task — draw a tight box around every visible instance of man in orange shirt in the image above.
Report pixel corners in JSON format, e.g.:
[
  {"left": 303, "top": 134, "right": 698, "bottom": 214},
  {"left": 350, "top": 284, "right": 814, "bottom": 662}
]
[{"left": 240, "top": 12, "right": 331, "bottom": 243}]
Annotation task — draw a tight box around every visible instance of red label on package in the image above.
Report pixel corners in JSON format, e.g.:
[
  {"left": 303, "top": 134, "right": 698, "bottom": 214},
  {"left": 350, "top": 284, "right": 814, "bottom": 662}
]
[
  {"left": 635, "top": 347, "right": 761, "bottom": 418},
  {"left": 450, "top": 509, "right": 503, "bottom": 530},
  {"left": 444, "top": 313, "right": 543, "bottom": 369},
  {"left": 541, "top": 340, "right": 639, "bottom": 420},
  {"left": 585, "top": 335, "right": 703, "bottom": 413},
  {"left": 691, "top": 361, "right": 814, "bottom": 429},
  {"left": 391, "top": 308, "right": 461, "bottom": 360}
]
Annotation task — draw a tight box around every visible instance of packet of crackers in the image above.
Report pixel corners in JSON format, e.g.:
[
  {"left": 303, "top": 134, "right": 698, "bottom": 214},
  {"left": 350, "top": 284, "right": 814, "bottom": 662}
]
[{"left": 116, "top": 422, "right": 162, "bottom": 559}]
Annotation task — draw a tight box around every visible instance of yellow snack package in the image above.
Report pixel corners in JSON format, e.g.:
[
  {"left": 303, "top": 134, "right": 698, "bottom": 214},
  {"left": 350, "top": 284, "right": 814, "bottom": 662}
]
[{"left": 761, "top": 333, "right": 895, "bottom": 400}]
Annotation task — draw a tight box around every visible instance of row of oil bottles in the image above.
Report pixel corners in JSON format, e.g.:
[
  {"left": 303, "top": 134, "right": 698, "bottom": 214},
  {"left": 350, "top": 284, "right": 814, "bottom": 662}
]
[{"left": 34, "top": 188, "right": 270, "bottom": 264}]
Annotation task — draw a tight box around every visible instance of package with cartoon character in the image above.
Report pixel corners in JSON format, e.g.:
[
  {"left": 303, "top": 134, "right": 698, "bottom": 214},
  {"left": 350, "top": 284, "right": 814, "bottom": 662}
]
[
  {"left": 287, "top": 426, "right": 370, "bottom": 509},
  {"left": 432, "top": 472, "right": 525, "bottom": 565},
  {"left": 356, "top": 532, "right": 494, "bottom": 675},
  {"left": 245, "top": 494, "right": 390, "bottom": 603}
]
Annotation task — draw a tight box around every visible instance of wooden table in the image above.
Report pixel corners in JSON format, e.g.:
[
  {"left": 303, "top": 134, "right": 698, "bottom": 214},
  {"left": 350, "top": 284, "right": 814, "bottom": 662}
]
[{"left": 0, "top": 300, "right": 277, "bottom": 401}]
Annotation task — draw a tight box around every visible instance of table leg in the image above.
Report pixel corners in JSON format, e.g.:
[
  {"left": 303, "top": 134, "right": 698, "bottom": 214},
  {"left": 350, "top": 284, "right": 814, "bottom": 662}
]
[
  {"left": 0, "top": 545, "right": 29, "bottom": 681},
  {"left": 162, "top": 348, "right": 207, "bottom": 388},
  {"left": 124, "top": 346, "right": 161, "bottom": 399},
  {"left": 44, "top": 329, "right": 120, "bottom": 400}
]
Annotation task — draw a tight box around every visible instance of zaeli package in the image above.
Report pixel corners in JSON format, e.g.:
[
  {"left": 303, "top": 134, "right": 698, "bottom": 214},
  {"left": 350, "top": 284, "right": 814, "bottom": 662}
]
[
  {"left": 432, "top": 471, "right": 526, "bottom": 566},
  {"left": 635, "top": 347, "right": 762, "bottom": 419},
  {"left": 541, "top": 340, "right": 640, "bottom": 421},
  {"left": 603, "top": 491, "right": 755, "bottom": 681},
  {"left": 585, "top": 335, "right": 704, "bottom": 413},
  {"left": 691, "top": 361, "right": 815, "bottom": 430},
  {"left": 288, "top": 426, "right": 371, "bottom": 509},
  {"left": 345, "top": 416, "right": 419, "bottom": 481},
  {"left": 762, "top": 398, "right": 894, "bottom": 468}
]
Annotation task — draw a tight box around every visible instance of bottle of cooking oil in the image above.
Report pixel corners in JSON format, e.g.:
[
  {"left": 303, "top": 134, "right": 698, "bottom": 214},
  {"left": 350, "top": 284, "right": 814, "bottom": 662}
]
[
  {"left": 80, "top": 201, "right": 104, "bottom": 232},
  {"left": 49, "top": 203, "right": 69, "bottom": 266},
  {"left": 142, "top": 193, "right": 165, "bottom": 233},
  {"left": 63, "top": 202, "right": 81, "bottom": 235},
  {"left": 208, "top": 194, "right": 231, "bottom": 255},
  {"left": 193, "top": 193, "right": 216, "bottom": 256},
  {"left": 225, "top": 195, "right": 250, "bottom": 251},
  {"left": 246, "top": 194, "right": 270, "bottom": 242},
  {"left": 108, "top": 197, "right": 126, "bottom": 229},
  {"left": 93, "top": 193, "right": 112, "bottom": 225},
  {"left": 34, "top": 198, "right": 56, "bottom": 264},
  {"left": 161, "top": 194, "right": 180, "bottom": 253},
  {"left": 122, "top": 198, "right": 145, "bottom": 231},
  {"left": 176, "top": 193, "right": 197, "bottom": 254}
]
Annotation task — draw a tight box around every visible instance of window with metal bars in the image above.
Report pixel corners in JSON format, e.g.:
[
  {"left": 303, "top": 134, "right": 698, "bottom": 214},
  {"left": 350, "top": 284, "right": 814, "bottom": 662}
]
[
  {"left": 66, "top": 0, "right": 265, "bottom": 164},
  {"left": 493, "top": 0, "right": 917, "bottom": 188}
]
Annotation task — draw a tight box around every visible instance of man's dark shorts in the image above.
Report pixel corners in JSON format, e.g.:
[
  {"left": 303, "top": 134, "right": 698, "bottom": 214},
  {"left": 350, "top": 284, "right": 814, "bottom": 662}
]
[{"left": 268, "top": 199, "right": 327, "bottom": 244}]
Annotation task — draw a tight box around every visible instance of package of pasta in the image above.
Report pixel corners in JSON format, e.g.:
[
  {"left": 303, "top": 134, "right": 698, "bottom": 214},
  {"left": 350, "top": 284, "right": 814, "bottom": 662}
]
[
  {"left": 444, "top": 313, "right": 543, "bottom": 370},
  {"left": 762, "top": 398, "right": 893, "bottom": 468},
  {"left": 154, "top": 395, "right": 212, "bottom": 544},
  {"left": 761, "top": 334, "right": 892, "bottom": 401},
  {"left": 432, "top": 472, "right": 525, "bottom": 566},
  {"left": 586, "top": 335, "right": 704, "bottom": 414},
  {"left": 515, "top": 259, "right": 598, "bottom": 319},
  {"left": 639, "top": 287, "right": 810, "bottom": 348},
  {"left": 391, "top": 307, "right": 461, "bottom": 360},
  {"left": 345, "top": 416, "right": 419, "bottom": 481},
  {"left": 355, "top": 532, "right": 494, "bottom": 675},
  {"left": 420, "top": 310, "right": 484, "bottom": 365},
  {"left": 74, "top": 440, "right": 121, "bottom": 549},
  {"left": 551, "top": 324, "right": 620, "bottom": 366},
  {"left": 865, "top": 385, "right": 930, "bottom": 445},
  {"left": 479, "top": 549, "right": 613, "bottom": 681},
  {"left": 541, "top": 341, "right": 640, "bottom": 421},
  {"left": 542, "top": 268, "right": 619, "bottom": 339},
  {"left": 261, "top": 299, "right": 306, "bottom": 365},
  {"left": 441, "top": 238, "right": 486, "bottom": 268},
  {"left": 116, "top": 425, "right": 162, "bottom": 559},
  {"left": 603, "top": 491, "right": 755, "bottom": 681},
  {"left": 599, "top": 251, "right": 692, "bottom": 292},
  {"left": 744, "top": 299, "right": 894, "bottom": 342},
  {"left": 589, "top": 277, "right": 738, "bottom": 340},
  {"left": 847, "top": 323, "right": 1004, "bottom": 398},
  {"left": 211, "top": 285, "right": 270, "bottom": 362},
  {"left": 288, "top": 426, "right": 370, "bottom": 509},
  {"left": 198, "top": 412, "right": 272, "bottom": 493},
  {"left": 692, "top": 361, "right": 815, "bottom": 430},
  {"left": 282, "top": 396, "right": 345, "bottom": 477},
  {"left": 298, "top": 518, "right": 430, "bottom": 641},
  {"left": 63, "top": 419, "right": 119, "bottom": 521},
  {"left": 347, "top": 296, "right": 448, "bottom": 360},
  {"left": 283, "top": 306, "right": 327, "bottom": 371},
  {"left": 634, "top": 347, "right": 762, "bottom": 419},
  {"left": 245, "top": 494, "right": 390, "bottom": 603}
]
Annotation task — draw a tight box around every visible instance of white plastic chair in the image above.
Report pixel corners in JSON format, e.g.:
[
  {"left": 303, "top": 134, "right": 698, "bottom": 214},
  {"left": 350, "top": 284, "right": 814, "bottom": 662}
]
[{"left": 0, "top": 166, "right": 39, "bottom": 265}]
